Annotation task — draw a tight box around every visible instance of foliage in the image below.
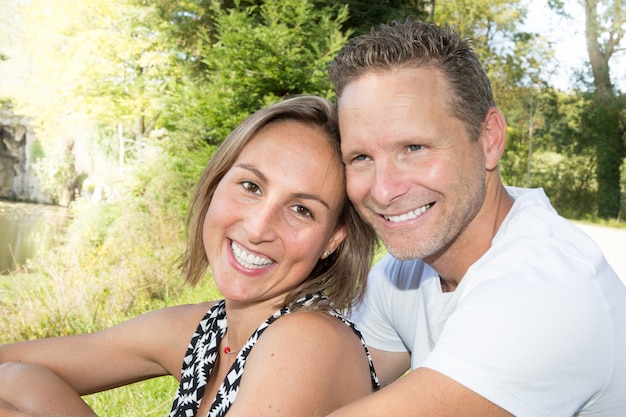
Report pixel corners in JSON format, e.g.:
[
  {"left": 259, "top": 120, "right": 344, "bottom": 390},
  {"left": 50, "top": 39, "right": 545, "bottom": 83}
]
[
  {"left": 533, "top": 151, "right": 598, "bottom": 218},
  {"left": 586, "top": 94, "right": 624, "bottom": 218},
  {"left": 161, "top": 0, "right": 350, "bottom": 147},
  {"left": 435, "top": 0, "right": 537, "bottom": 91},
  {"left": 30, "top": 142, "right": 79, "bottom": 206},
  {"left": 551, "top": 0, "right": 626, "bottom": 219},
  {"left": 0, "top": 160, "right": 221, "bottom": 412},
  {"left": 11, "top": 0, "right": 619, "bottom": 222},
  {"left": 0, "top": 133, "right": 221, "bottom": 340},
  {"left": 500, "top": 86, "right": 623, "bottom": 219},
  {"left": 337, "top": 0, "right": 430, "bottom": 35}
]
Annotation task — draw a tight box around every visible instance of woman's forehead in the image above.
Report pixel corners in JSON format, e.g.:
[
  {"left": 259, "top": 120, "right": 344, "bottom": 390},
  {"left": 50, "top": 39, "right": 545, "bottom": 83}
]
[{"left": 236, "top": 121, "right": 345, "bottom": 202}]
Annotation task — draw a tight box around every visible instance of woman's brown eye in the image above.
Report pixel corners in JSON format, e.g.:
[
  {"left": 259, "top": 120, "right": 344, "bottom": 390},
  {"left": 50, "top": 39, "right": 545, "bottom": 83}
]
[
  {"left": 242, "top": 181, "right": 261, "bottom": 194},
  {"left": 292, "top": 205, "right": 313, "bottom": 218}
]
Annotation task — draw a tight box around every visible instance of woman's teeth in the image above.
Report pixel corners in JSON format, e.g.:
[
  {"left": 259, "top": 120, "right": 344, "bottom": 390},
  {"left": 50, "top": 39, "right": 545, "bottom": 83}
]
[{"left": 231, "top": 241, "right": 275, "bottom": 269}]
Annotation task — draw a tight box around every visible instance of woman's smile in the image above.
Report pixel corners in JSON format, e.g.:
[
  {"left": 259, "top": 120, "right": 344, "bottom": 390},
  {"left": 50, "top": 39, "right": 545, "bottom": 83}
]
[{"left": 229, "top": 239, "right": 275, "bottom": 270}]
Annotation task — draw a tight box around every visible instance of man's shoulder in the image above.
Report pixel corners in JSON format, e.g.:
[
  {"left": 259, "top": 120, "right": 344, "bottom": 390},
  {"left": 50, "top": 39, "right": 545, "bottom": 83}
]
[{"left": 370, "top": 254, "right": 436, "bottom": 291}]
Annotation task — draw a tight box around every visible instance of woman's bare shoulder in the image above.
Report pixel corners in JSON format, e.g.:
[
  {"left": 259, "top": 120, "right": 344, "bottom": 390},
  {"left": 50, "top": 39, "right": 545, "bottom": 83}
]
[
  {"left": 228, "top": 310, "right": 373, "bottom": 416},
  {"left": 269, "top": 310, "right": 356, "bottom": 340},
  {"left": 250, "top": 309, "right": 371, "bottom": 382}
]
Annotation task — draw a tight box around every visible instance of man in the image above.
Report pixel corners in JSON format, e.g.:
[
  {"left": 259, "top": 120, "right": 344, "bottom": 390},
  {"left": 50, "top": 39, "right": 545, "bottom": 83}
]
[{"left": 328, "top": 19, "right": 626, "bottom": 416}]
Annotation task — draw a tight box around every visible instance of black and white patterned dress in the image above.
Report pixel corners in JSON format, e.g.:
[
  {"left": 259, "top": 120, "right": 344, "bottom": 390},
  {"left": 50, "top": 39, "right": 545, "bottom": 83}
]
[{"left": 169, "top": 293, "right": 380, "bottom": 417}]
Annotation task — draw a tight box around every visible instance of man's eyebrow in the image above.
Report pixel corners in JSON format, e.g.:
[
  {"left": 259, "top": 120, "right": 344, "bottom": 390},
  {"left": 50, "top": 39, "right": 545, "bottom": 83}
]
[{"left": 234, "top": 163, "right": 330, "bottom": 210}]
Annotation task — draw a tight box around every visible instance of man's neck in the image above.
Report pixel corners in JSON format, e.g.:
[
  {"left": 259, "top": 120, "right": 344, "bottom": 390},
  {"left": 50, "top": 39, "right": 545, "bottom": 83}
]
[{"left": 429, "top": 183, "right": 514, "bottom": 292}]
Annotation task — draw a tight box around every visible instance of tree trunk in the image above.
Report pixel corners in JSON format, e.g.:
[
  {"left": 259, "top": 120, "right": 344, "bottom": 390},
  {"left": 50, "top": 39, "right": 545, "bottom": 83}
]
[
  {"left": 584, "top": 0, "right": 625, "bottom": 219},
  {"left": 526, "top": 117, "right": 534, "bottom": 188},
  {"left": 593, "top": 96, "right": 623, "bottom": 218}
]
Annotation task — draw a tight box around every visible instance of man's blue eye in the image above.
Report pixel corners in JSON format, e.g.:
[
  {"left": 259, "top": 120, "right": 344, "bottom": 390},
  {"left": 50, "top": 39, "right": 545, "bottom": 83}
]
[{"left": 408, "top": 145, "right": 423, "bottom": 152}]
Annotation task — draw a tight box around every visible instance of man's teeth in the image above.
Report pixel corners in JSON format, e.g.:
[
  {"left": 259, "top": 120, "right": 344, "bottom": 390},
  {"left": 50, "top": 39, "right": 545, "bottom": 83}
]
[
  {"left": 383, "top": 204, "right": 432, "bottom": 223},
  {"left": 231, "top": 242, "right": 274, "bottom": 269}
]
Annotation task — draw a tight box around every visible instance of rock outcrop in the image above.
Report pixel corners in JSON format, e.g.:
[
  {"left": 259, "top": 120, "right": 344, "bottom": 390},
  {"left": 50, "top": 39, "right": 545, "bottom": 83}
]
[{"left": 0, "top": 105, "right": 48, "bottom": 203}]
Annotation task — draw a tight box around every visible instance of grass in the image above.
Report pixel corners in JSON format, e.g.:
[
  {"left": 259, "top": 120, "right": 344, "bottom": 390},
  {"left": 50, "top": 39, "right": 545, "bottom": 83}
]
[
  {"left": 85, "top": 372, "right": 179, "bottom": 416},
  {"left": 1, "top": 264, "right": 221, "bottom": 416},
  {"left": 0, "top": 194, "right": 223, "bottom": 415}
]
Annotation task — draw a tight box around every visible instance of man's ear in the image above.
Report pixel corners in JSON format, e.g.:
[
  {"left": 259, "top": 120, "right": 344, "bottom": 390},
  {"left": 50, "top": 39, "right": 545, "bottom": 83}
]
[
  {"left": 322, "top": 225, "right": 347, "bottom": 259},
  {"left": 481, "top": 108, "right": 507, "bottom": 171}
]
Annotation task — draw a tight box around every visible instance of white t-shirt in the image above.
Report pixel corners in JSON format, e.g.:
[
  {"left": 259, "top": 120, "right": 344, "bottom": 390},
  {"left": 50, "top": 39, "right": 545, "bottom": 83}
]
[{"left": 353, "top": 187, "right": 626, "bottom": 416}]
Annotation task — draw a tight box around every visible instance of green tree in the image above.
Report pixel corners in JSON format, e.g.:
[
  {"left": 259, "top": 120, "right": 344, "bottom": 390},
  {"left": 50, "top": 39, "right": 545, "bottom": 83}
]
[
  {"left": 502, "top": 85, "right": 556, "bottom": 186},
  {"left": 434, "top": 0, "right": 561, "bottom": 188},
  {"left": 549, "top": 0, "right": 626, "bottom": 218},
  {"left": 582, "top": 0, "right": 625, "bottom": 218},
  {"left": 162, "top": 0, "right": 350, "bottom": 147},
  {"left": 337, "top": 0, "right": 430, "bottom": 35},
  {"left": 7, "top": 0, "right": 179, "bottom": 202},
  {"left": 433, "top": 0, "right": 557, "bottom": 117}
]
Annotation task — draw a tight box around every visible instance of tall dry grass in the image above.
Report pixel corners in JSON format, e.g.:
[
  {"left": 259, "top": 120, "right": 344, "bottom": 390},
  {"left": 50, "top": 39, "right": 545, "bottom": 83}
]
[{"left": 0, "top": 195, "right": 222, "bottom": 415}]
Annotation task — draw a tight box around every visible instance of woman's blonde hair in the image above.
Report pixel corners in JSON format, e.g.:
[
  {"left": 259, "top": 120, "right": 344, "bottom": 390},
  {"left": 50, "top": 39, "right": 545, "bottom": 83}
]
[{"left": 180, "top": 95, "right": 377, "bottom": 311}]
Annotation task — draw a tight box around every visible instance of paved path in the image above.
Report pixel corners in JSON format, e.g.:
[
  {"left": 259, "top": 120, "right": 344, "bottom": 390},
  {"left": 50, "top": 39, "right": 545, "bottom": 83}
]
[{"left": 575, "top": 223, "right": 626, "bottom": 285}]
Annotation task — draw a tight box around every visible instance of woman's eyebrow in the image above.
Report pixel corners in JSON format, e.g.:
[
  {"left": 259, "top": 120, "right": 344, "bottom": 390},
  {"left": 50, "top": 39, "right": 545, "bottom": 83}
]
[
  {"left": 234, "top": 163, "right": 266, "bottom": 182},
  {"left": 293, "top": 192, "right": 330, "bottom": 210},
  {"left": 235, "top": 163, "right": 330, "bottom": 210}
]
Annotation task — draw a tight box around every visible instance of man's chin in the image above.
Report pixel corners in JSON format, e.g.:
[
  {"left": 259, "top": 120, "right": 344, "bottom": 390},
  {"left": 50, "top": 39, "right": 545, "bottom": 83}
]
[{"left": 382, "top": 240, "right": 419, "bottom": 261}]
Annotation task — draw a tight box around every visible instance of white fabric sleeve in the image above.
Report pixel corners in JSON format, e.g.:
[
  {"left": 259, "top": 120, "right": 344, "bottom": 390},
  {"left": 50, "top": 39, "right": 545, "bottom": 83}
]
[
  {"left": 351, "top": 255, "right": 434, "bottom": 353},
  {"left": 422, "top": 240, "right": 614, "bottom": 417}
]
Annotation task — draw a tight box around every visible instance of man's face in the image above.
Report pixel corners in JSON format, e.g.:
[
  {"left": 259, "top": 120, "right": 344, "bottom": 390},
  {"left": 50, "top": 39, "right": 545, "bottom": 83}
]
[{"left": 338, "top": 67, "right": 487, "bottom": 262}]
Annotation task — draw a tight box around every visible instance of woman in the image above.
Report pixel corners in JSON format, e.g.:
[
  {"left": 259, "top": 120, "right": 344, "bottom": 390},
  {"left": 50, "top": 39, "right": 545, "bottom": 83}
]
[{"left": 0, "top": 95, "right": 379, "bottom": 417}]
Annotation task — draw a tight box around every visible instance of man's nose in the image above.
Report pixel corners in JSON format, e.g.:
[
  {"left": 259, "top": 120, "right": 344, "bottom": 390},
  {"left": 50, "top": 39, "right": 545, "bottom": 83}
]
[{"left": 369, "top": 160, "right": 410, "bottom": 207}]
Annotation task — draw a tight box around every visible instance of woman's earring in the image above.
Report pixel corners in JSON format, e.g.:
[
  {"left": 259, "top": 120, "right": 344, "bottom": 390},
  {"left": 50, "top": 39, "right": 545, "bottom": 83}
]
[{"left": 323, "top": 251, "right": 331, "bottom": 259}]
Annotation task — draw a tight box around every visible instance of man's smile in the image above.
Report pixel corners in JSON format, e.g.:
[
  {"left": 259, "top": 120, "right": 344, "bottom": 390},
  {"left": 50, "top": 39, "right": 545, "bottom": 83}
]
[{"left": 381, "top": 203, "right": 433, "bottom": 223}]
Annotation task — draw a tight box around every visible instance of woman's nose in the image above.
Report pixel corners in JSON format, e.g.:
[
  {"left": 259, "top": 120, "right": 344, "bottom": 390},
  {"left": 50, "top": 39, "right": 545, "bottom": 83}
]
[{"left": 243, "top": 202, "right": 278, "bottom": 244}]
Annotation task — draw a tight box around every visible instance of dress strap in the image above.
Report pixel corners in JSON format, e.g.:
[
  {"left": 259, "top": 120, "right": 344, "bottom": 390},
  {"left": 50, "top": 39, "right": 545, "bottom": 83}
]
[
  {"left": 169, "top": 300, "right": 227, "bottom": 417},
  {"left": 169, "top": 294, "right": 380, "bottom": 417}
]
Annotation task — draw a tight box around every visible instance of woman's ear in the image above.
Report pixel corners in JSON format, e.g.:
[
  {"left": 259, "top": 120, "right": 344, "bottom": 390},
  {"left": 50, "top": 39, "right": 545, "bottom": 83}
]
[
  {"left": 481, "top": 108, "right": 507, "bottom": 171},
  {"left": 321, "top": 225, "right": 347, "bottom": 259}
]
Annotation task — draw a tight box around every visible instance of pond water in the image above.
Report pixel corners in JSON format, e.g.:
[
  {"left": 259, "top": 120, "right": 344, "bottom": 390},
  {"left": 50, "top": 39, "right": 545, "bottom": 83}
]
[{"left": 0, "top": 200, "right": 71, "bottom": 274}]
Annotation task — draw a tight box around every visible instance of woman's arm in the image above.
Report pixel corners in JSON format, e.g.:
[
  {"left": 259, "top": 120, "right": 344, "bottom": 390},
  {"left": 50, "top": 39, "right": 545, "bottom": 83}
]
[{"left": 0, "top": 302, "right": 214, "bottom": 395}]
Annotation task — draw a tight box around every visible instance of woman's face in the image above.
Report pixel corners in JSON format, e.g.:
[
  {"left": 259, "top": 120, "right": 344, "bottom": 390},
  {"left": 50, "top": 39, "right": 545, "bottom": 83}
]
[{"left": 203, "top": 120, "right": 346, "bottom": 308}]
